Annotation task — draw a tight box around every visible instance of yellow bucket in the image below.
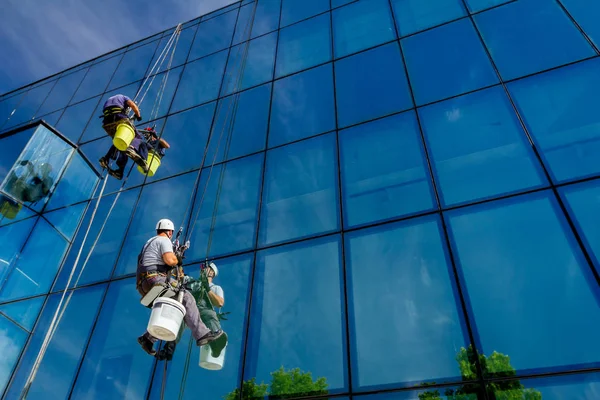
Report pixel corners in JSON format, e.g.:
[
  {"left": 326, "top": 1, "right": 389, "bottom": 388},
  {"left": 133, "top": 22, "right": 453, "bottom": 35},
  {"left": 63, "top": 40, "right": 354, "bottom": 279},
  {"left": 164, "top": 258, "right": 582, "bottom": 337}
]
[
  {"left": 0, "top": 199, "right": 22, "bottom": 220},
  {"left": 113, "top": 122, "right": 135, "bottom": 151},
  {"left": 138, "top": 149, "right": 162, "bottom": 177}
]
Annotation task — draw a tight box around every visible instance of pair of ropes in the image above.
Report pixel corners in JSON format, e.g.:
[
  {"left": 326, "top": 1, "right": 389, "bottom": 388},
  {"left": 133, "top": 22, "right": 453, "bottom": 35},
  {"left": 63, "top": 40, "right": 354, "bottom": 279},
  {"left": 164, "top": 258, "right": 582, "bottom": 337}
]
[{"left": 17, "top": 24, "right": 183, "bottom": 400}]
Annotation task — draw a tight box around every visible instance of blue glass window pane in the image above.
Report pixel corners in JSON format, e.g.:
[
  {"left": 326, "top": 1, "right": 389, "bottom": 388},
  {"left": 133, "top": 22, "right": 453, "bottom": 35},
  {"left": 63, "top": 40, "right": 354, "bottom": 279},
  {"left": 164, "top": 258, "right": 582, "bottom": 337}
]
[
  {"left": 276, "top": 13, "right": 331, "bottom": 78},
  {"left": 54, "top": 188, "right": 140, "bottom": 290},
  {"left": 346, "top": 216, "right": 468, "bottom": 390},
  {"left": 561, "top": 0, "right": 600, "bottom": 48},
  {"left": 5, "top": 82, "right": 54, "bottom": 129},
  {"left": 44, "top": 202, "right": 87, "bottom": 240},
  {"left": 155, "top": 26, "right": 197, "bottom": 73},
  {"left": 392, "top": 0, "right": 466, "bottom": 36},
  {"left": 402, "top": 19, "right": 498, "bottom": 105},
  {"left": 71, "top": 279, "right": 153, "bottom": 399},
  {"left": 560, "top": 180, "right": 600, "bottom": 270},
  {"left": 233, "top": 3, "right": 256, "bottom": 45},
  {"left": 137, "top": 66, "right": 183, "bottom": 124},
  {"left": 37, "top": 69, "right": 87, "bottom": 115},
  {"left": 0, "top": 198, "right": 35, "bottom": 227},
  {"left": 108, "top": 41, "right": 158, "bottom": 90},
  {"left": 189, "top": 11, "right": 237, "bottom": 60},
  {"left": 447, "top": 192, "right": 600, "bottom": 374},
  {"left": 473, "top": 0, "right": 595, "bottom": 81},
  {"left": 222, "top": 32, "right": 277, "bottom": 95},
  {"left": 335, "top": 43, "right": 412, "bottom": 128},
  {"left": 0, "top": 93, "right": 25, "bottom": 129},
  {"left": 78, "top": 136, "right": 133, "bottom": 196},
  {"left": 71, "top": 56, "right": 121, "bottom": 103},
  {"left": 0, "top": 315, "right": 28, "bottom": 396},
  {"left": 332, "top": 0, "right": 354, "bottom": 7},
  {"left": 202, "top": 3, "right": 239, "bottom": 21},
  {"left": 340, "top": 112, "right": 435, "bottom": 228},
  {"left": 252, "top": 0, "right": 281, "bottom": 38},
  {"left": 0, "top": 218, "right": 68, "bottom": 302},
  {"left": 419, "top": 86, "right": 547, "bottom": 206},
  {"left": 207, "top": 84, "right": 270, "bottom": 164},
  {"left": 492, "top": 372, "right": 600, "bottom": 399},
  {"left": 0, "top": 295, "right": 45, "bottom": 331},
  {"left": 0, "top": 128, "right": 31, "bottom": 184},
  {"left": 171, "top": 50, "right": 228, "bottom": 113},
  {"left": 260, "top": 133, "right": 339, "bottom": 246},
  {"left": 464, "top": 0, "right": 511, "bottom": 13},
  {"left": 114, "top": 173, "right": 197, "bottom": 276},
  {"left": 46, "top": 153, "right": 99, "bottom": 211},
  {"left": 508, "top": 59, "right": 600, "bottom": 183},
  {"left": 269, "top": 64, "right": 335, "bottom": 147},
  {"left": 187, "top": 154, "right": 262, "bottom": 261},
  {"left": 0, "top": 218, "right": 36, "bottom": 284},
  {"left": 54, "top": 96, "right": 100, "bottom": 143},
  {"left": 246, "top": 236, "right": 347, "bottom": 396},
  {"left": 357, "top": 388, "right": 478, "bottom": 399},
  {"left": 6, "top": 285, "right": 105, "bottom": 400},
  {"left": 332, "top": 0, "right": 395, "bottom": 58},
  {"left": 281, "top": 0, "right": 328, "bottom": 27},
  {"left": 150, "top": 256, "right": 253, "bottom": 400}
]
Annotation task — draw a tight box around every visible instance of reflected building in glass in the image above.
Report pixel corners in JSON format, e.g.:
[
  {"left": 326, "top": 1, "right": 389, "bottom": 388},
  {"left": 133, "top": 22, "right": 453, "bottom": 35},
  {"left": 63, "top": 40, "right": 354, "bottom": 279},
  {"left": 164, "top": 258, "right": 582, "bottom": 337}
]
[{"left": 1, "top": 0, "right": 600, "bottom": 399}]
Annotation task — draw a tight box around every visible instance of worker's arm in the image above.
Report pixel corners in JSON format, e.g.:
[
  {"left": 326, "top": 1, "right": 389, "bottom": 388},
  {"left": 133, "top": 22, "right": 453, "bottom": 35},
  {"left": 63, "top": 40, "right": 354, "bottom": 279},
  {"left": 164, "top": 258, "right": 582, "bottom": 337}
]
[
  {"left": 162, "top": 251, "right": 179, "bottom": 267},
  {"left": 207, "top": 291, "right": 224, "bottom": 308},
  {"left": 126, "top": 99, "right": 142, "bottom": 119},
  {"left": 158, "top": 138, "right": 170, "bottom": 149}
]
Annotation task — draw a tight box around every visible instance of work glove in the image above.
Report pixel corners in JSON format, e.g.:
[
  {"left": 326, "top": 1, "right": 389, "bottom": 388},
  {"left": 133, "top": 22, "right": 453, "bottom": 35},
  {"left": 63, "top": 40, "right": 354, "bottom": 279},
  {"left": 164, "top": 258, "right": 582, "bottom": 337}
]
[
  {"left": 176, "top": 253, "right": 184, "bottom": 266},
  {"left": 135, "top": 115, "right": 143, "bottom": 122}
]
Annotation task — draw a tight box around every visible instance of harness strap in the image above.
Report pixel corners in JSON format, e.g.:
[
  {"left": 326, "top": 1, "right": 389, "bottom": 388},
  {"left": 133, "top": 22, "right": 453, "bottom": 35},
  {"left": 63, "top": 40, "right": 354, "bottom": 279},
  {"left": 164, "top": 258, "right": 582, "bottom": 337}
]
[{"left": 103, "top": 106, "right": 125, "bottom": 117}]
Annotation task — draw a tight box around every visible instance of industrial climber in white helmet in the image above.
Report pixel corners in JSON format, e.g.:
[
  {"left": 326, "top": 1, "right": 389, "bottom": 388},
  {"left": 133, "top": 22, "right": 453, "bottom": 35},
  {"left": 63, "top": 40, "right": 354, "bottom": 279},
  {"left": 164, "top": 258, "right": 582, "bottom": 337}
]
[{"left": 135, "top": 218, "right": 225, "bottom": 356}]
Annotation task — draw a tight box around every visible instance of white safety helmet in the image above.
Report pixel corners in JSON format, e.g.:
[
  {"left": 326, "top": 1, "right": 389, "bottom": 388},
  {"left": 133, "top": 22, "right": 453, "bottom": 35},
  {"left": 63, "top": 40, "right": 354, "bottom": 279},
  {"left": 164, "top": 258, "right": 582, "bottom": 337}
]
[
  {"left": 156, "top": 218, "right": 175, "bottom": 231},
  {"left": 208, "top": 262, "right": 218, "bottom": 277}
]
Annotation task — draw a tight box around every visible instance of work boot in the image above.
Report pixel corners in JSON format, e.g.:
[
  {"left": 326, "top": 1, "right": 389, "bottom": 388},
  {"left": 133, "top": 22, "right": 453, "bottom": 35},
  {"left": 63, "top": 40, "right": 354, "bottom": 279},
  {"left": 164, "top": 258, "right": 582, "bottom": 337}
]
[
  {"left": 125, "top": 147, "right": 149, "bottom": 172},
  {"left": 107, "top": 169, "right": 123, "bottom": 180},
  {"left": 156, "top": 341, "right": 176, "bottom": 361},
  {"left": 98, "top": 157, "right": 109, "bottom": 170},
  {"left": 137, "top": 335, "right": 156, "bottom": 356},
  {"left": 197, "top": 330, "right": 225, "bottom": 347},
  {"left": 210, "top": 331, "right": 228, "bottom": 358}
]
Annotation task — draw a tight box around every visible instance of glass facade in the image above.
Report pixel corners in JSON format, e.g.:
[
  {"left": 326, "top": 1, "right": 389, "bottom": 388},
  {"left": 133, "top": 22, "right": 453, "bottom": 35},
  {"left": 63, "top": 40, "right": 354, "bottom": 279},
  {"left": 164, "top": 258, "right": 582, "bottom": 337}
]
[{"left": 1, "top": 0, "right": 600, "bottom": 399}]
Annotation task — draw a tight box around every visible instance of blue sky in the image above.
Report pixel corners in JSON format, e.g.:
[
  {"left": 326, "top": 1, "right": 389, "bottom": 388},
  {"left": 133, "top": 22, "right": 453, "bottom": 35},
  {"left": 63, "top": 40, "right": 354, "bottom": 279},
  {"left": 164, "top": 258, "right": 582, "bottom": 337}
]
[{"left": 0, "top": 0, "right": 236, "bottom": 95}]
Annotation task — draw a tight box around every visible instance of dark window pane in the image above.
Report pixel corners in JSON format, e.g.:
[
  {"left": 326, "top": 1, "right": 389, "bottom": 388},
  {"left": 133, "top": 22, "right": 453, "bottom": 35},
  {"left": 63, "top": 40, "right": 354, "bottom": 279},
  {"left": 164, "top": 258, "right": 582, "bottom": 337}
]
[
  {"left": 491, "top": 372, "right": 600, "bottom": 399},
  {"left": 5, "top": 82, "right": 54, "bottom": 129},
  {"left": 260, "top": 133, "right": 339, "bottom": 246},
  {"left": 187, "top": 154, "right": 262, "bottom": 261},
  {"left": 335, "top": 42, "right": 412, "bottom": 128},
  {"left": 561, "top": 0, "right": 600, "bottom": 49},
  {"left": 332, "top": 0, "right": 354, "bottom": 7},
  {"left": 53, "top": 188, "right": 140, "bottom": 290},
  {"left": 171, "top": 50, "right": 228, "bottom": 113},
  {"left": 508, "top": 58, "right": 600, "bottom": 183},
  {"left": 332, "top": 0, "right": 396, "bottom": 58},
  {"left": 70, "top": 279, "right": 154, "bottom": 399},
  {"left": 281, "top": 0, "right": 329, "bottom": 27},
  {"left": 46, "top": 151, "right": 99, "bottom": 211},
  {"left": 346, "top": 216, "right": 470, "bottom": 390},
  {"left": 0, "top": 315, "right": 28, "bottom": 396},
  {"left": 37, "top": 69, "right": 87, "bottom": 115},
  {"left": 464, "top": 0, "right": 511, "bottom": 13},
  {"left": 207, "top": 83, "right": 271, "bottom": 164},
  {"left": 4, "top": 285, "right": 105, "bottom": 400},
  {"left": 54, "top": 96, "right": 100, "bottom": 142},
  {"left": 0, "top": 218, "right": 37, "bottom": 285},
  {"left": 0, "top": 128, "right": 32, "bottom": 184},
  {"left": 44, "top": 202, "right": 87, "bottom": 240},
  {"left": 0, "top": 218, "right": 68, "bottom": 302},
  {"left": 246, "top": 236, "right": 347, "bottom": 396},
  {"left": 560, "top": 180, "right": 600, "bottom": 271},
  {"left": 149, "top": 256, "right": 253, "bottom": 400},
  {"left": 113, "top": 174, "right": 197, "bottom": 277},
  {"left": 357, "top": 388, "right": 480, "bottom": 399},
  {"left": 252, "top": 0, "right": 281, "bottom": 38},
  {"left": 269, "top": 64, "right": 335, "bottom": 147},
  {"left": 419, "top": 86, "right": 547, "bottom": 206},
  {"left": 222, "top": 32, "right": 276, "bottom": 95},
  {"left": 0, "top": 92, "right": 26, "bottom": 129},
  {"left": 447, "top": 192, "right": 600, "bottom": 374},
  {"left": 189, "top": 10, "right": 237, "bottom": 60},
  {"left": 71, "top": 56, "right": 121, "bottom": 104},
  {"left": 391, "top": 0, "right": 466, "bottom": 36},
  {"left": 0, "top": 295, "right": 45, "bottom": 331},
  {"left": 158, "top": 102, "right": 215, "bottom": 179},
  {"left": 108, "top": 41, "right": 159, "bottom": 90},
  {"left": 402, "top": 19, "right": 498, "bottom": 105},
  {"left": 276, "top": 13, "right": 331, "bottom": 78},
  {"left": 340, "top": 112, "right": 436, "bottom": 228},
  {"left": 474, "top": 0, "right": 595, "bottom": 80}
]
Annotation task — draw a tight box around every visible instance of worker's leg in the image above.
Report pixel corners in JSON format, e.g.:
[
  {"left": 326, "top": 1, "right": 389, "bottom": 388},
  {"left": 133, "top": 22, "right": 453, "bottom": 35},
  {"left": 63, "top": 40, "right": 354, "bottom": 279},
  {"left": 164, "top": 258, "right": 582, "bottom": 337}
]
[
  {"left": 199, "top": 306, "right": 227, "bottom": 357},
  {"left": 181, "top": 290, "right": 211, "bottom": 341}
]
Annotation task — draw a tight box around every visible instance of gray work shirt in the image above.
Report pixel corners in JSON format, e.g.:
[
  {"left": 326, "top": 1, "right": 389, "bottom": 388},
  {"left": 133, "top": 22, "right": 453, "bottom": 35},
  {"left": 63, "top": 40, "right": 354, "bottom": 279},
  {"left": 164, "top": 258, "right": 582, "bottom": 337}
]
[{"left": 141, "top": 236, "right": 173, "bottom": 272}]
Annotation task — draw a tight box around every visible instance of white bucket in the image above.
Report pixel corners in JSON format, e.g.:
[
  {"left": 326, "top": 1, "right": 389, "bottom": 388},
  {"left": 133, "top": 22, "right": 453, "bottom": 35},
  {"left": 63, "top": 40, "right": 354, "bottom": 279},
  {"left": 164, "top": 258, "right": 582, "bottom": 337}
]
[
  {"left": 147, "top": 297, "right": 186, "bottom": 342},
  {"left": 199, "top": 344, "right": 227, "bottom": 370}
]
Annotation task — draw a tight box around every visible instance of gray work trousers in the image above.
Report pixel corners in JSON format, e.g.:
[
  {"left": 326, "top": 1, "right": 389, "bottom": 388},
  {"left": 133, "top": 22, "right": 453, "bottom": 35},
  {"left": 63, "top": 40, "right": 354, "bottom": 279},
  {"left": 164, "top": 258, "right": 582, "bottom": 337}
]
[
  {"left": 138, "top": 274, "right": 210, "bottom": 343},
  {"left": 172, "top": 304, "right": 221, "bottom": 344}
]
